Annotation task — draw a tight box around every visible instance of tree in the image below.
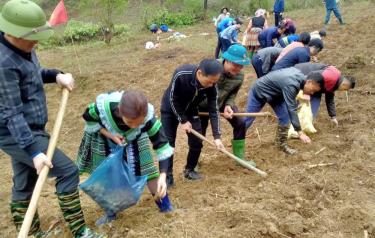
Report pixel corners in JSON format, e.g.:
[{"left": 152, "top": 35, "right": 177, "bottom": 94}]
[
  {"left": 204, "top": 0, "right": 208, "bottom": 19},
  {"left": 80, "top": 0, "right": 127, "bottom": 43}
]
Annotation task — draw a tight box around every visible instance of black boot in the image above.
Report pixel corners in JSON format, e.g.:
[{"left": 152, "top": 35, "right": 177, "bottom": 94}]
[{"left": 275, "top": 125, "right": 297, "bottom": 155}]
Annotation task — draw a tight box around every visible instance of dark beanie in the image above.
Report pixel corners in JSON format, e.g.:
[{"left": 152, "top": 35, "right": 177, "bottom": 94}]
[
  {"left": 299, "top": 32, "right": 311, "bottom": 45},
  {"left": 308, "top": 38, "right": 324, "bottom": 51},
  {"left": 199, "top": 59, "right": 224, "bottom": 76}
]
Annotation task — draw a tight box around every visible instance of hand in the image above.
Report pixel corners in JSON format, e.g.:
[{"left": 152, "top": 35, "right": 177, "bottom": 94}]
[
  {"left": 214, "top": 139, "right": 225, "bottom": 151},
  {"left": 223, "top": 105, "right": 234, "bottom": 119},
  {"left": 33, "top": 153, "right": 53, "bottom": 175},
  {"left": 111, "top": 134, "right": 125, "bottom": 145},
  {"left": 181, "top": 122, "right": 192, "bottom": 133},
  {"left": 156, "top": 173, "right": 167, "bottom": 199},
  {"left": 56, "top": 73, "right": 75, "bottom": 91},
  {"left": 298, "top": 131, "right": 311, "bottom": 143},
  {"left": 330, "top": 117, "right": 339, "bottom": 127}
]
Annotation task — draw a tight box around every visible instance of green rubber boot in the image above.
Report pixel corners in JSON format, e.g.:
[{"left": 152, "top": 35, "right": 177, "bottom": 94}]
[{"left": 232, "top": 139, "right": 256, "bottom": 167}]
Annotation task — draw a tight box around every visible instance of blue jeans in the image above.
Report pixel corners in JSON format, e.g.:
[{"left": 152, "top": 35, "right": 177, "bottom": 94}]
[
  {"left": 245, "top": 88, "right": 290, "bottom": 129},
  {"left": 220, "top": 37, "right": 232, "bottom": 54},
  {"left": 310, "top": 93, "right": 322, "bottom": 118},
  {"left": 324, "top": 7, "right": 343, "bottom": 24},
  {"left": 251, "top": 54, "right": 264, "bottom": 78},
  {"left": 274, "top": 12, "right": 282, "bottom": 27}
]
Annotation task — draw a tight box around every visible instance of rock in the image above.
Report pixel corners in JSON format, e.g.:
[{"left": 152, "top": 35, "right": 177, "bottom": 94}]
[{"left": 280, "top": 212, "right": 304, "bottom": 235}]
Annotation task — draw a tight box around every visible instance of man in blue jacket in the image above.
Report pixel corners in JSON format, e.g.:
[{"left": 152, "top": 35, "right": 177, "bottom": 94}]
[
  {"left": 273, "top": 0, "right": 284, "bottom": 27},
  {"left": 324, "top": 0, "right": 344, "bottom": 25}
]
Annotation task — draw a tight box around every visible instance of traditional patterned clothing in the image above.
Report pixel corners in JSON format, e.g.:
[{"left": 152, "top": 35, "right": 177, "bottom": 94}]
[{"left": 77, "top": 91, "right": 173, "bottom": 181}]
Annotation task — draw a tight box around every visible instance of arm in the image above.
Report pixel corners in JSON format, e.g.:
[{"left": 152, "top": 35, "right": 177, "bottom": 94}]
[
  {"left": 40, "top": 68, "right": 61, "bottom": 84},
  {"left": 0, "top": 68, "right": 43, "bottom": 157},
  {"left": 169, "top": 72, "right": 189, "bottom": 123},
  {"left": 282, "top": 86, "right": 302, "bottom": 132},
  {"left": 325, "top": 92, "right": 336, "bottom": 118},
  {"left": 82, "top": 103, "right": 103, "bottom": 133},
  {"left": 207, "top": 85, "right": 221, "bottom": 139},
  {"left": 146, "top": 117, "right": 173, "bottom": 174},
  {"left": 246, "top": 19, "right": 253, "bottom": 32},
  {"left": 264, "top": 19, "right": 269, "bottom": 29}
]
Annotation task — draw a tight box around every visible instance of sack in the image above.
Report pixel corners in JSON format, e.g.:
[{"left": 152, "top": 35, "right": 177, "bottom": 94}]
[
  {"left": 288, "top": 91, "right": 317, "bottom": 138},
  {"left": 80, "top": 146, "right": 147, "bottom": 214}
]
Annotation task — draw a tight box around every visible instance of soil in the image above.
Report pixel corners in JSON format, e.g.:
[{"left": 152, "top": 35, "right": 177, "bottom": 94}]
[{"left": 0, "top": 1, "right": 374, "bottom": 238}]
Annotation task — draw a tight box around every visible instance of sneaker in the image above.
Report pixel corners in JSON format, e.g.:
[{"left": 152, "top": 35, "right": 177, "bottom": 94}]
[
  {"left": 77, "top": 227, "right": 107, "bottom": 238},
  {"left": 166, "top": 173, "right": 175, "bottom": 188},
  {"left": 183, "top": 169, "right": 203, "bottom": 180},
  {"left": 95, "top": 213, "right": 116, "bottom": 227}
]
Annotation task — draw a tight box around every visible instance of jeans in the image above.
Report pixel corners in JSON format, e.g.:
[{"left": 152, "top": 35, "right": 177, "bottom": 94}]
[
  {"left": 220, "top": 37, "right": 232, "bottom": 54},
  {"left": 251, "top": 54, "right": 264, "bottom": 78},
  {"left": 324, "top": 7, "right": 343, "bottom": 24},
  {"left": 274, "top": 12, "right": 282, "bottom": 27},
  {"left": 310, "top": 93, "right": 322, "bottom": 118},
  {"left": 215, "top": 30, "right": 222, "bottom": 59},
  {"left": 245, "top": 88, "right": 290, "bottom": 129},
  {"left": 0, "top": 131, "right": 79, "bottom": 201}
]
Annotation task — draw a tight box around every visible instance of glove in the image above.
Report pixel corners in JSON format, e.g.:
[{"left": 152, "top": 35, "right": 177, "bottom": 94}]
[
  {"left": 32, "top": 153, "right": 53, "bottom": 175},
  {"left": 56, "top": 73, "right": 75, "bottom": 91}
]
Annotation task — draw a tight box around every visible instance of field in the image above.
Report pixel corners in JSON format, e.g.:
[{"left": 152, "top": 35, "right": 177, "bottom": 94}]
[{"left": 0, "top": 1, "right": 374, "bottom": 237}]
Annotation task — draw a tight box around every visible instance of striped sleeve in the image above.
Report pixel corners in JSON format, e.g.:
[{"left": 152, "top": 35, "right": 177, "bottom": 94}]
[
  {"left": 146, "top": 116, "right": 174, "bottom": 161},
  {"left": 82, "top": 103, "right": 102, "bottom": 132}
]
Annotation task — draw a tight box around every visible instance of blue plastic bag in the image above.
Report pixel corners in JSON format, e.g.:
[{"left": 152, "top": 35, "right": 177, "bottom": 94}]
[{"left": 80, "top": 146, "right": 147, "bottom": 214}]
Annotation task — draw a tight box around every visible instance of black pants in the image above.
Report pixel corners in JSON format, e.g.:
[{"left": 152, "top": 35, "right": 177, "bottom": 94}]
[
  {"left": 161, "top": 111, "right": 203, "bottom": 172},
  {"left": 200, "top": 106, "right": 246, "bottom": 140},
  {"left": 275, "top": 12, "right": 282, "bottom": 27}
]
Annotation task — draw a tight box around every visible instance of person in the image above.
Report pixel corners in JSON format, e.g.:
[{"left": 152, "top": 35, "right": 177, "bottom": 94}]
[
  {"left": 242, "top": 9, "right": 269, "bottom": 59},
  {"left": 272, "top": 37, "right": 323, "bottom": 71},
  {"left": 219, "top": 19, "right": 243, "bottom": 54},
  {"left": 252, "top": 47, "right": 283, "bottom": 78},
  {"left": 281, "top": 18, "right": 296, "bottom": 35},
  {"left": 273, "top": 0, "right": 284, "bottom": 27},
  {"left": 310, "top": 30, "right": 327, "bottom": 40},
  {"left": 294, "top": 62, "right": 356, "bottom": 125},
  {"left": 275, "top": 32, "right": 313, "bottom": 63},
  {"left": 215, "top": 17, "right": 237, "bottom": 59},
  {"left": 323, "top": 0, "right": 344, "bottom": 26},
  {"left": 77, "top": 90, "right": 174, "bottom": 225},
  {"left": 0, "top": 0, "right": 104, "bottom": 237},
  {"left": 160, "top": 59, "right": 225, "bottom": 186},
  {"left": 214, "top": 7, "right": 230, "bottom": 27},
  {"left": 258, "top": 22, "right": 286, "bottom": 48},
  {"left": 274, "top": 34, "right": 299, "bottom": 48},
  {"left": 199, "top": 45, "right": 255, "bottom": 166},
  {"left": 245, "top": 68, "right": 324, "bottom": 154},
  {"left": 150, "top": 23, "right": 158, "bottom": 33}
]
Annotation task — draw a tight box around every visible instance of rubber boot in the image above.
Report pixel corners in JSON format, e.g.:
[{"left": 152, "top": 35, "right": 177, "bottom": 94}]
[
  {"left": 155, "top": 193, "right": 173, "bottom": 213},
  {"left": 232, "top": 139, "right": 256, "bottom": 167},
  {"left": 275, "top": 125, "right": 297, "bottom": 155},
  {"left": 10, "top": 200, "right": 45, "bottom": 238}
]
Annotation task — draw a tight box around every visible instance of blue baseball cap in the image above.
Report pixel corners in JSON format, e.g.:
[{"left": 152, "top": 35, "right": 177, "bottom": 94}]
[{"left": 222, "top": 44, "right": 250, "bottom": 66}]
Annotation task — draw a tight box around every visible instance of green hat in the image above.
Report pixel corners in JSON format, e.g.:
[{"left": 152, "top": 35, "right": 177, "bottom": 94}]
[
  {"left": 0, "top": 0, "right": 53, "bottom": 40},
  {"left": 222, "top": 44, "right": 250, "bottom": 66}
]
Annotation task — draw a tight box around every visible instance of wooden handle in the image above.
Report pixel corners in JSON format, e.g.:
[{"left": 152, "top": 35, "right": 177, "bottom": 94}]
[
  {"left": 190, "top": 129, "right": 267, "bottom": 178},
  {"left": 18, "top": 89, "right": 70, "bottom": 238},
  {"left": 198, "top": 112, "right": 273, "bottom": 117}
]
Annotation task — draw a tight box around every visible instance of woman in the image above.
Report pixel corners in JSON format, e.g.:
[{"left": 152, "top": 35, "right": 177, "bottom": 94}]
[{"left": 242, "top": 9, "right": 268, "bottom": 59}]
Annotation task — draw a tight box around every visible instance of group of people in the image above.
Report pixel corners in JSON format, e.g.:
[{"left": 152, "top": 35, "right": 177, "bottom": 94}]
[{"left": 0, "top": 0, "right": 353, "bottom": 237}]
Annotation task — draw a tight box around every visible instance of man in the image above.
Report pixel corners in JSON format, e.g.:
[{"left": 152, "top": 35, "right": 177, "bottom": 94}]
[
  {"left": 273, "top": 0, "right": 284, "bottom": 27},
  {"left": 272, "top": 38, "right": 323, "bottom": 71},
  {"left": 0, "top": 0, "right": 104, "bottom": 237},
  {"left": 323, "top": 0, "right": 344, "bottom": 26},
  {"left": 219, "top": 19, "right": 243, "bottom": 54},
  {"left": 294, "top": 62, "right": 356, "bottom": 125},
  {"left": 258, "top": 23, "right": 286, "bottom": 49},
  {"left": 245, "top": 67, "right": 324, "bottom": 154},
  {"left": 252, "top": 47, "right": 282, "bottom": 78},
  {"left": 199, "top": 44, "right": 255, "bottom": 166},
  {"left": 215, "top": 16, "right": 234, "bottom": 59},
  {"left": 160, "top": 59, "right": 225, "bottom": 186}
]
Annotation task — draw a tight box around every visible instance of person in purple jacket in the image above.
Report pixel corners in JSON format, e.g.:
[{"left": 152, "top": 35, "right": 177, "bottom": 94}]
[
  {"left": 271, "top": 38, "right": 324, "bottom": 71},
  {"left": 258, "top": 22, "right": 286, "bottom": 48}
]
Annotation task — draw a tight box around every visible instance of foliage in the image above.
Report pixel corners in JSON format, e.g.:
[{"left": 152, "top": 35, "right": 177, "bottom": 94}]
[
  {"left": 39, "top": 20, "right": 129, "bottom": 47},
  {"left": 143, "top": 8, "right": 198, "bottom": 29}
]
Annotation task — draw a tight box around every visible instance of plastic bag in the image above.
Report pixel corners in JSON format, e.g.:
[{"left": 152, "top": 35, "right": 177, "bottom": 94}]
[
  {"left": 288, "top": 91, "right": 317, "bottom": 138},
  {"left": 80, "top": 146, "right": 147, "bottom": 214}
]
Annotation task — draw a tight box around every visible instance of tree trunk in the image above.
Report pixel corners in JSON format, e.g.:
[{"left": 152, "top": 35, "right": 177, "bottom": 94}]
[
  {"left": 160, "top": 0, "right": 164, "bottom": 6},
  {"left": 203, "top": 0, "right": 208, "bottom": 19}
]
